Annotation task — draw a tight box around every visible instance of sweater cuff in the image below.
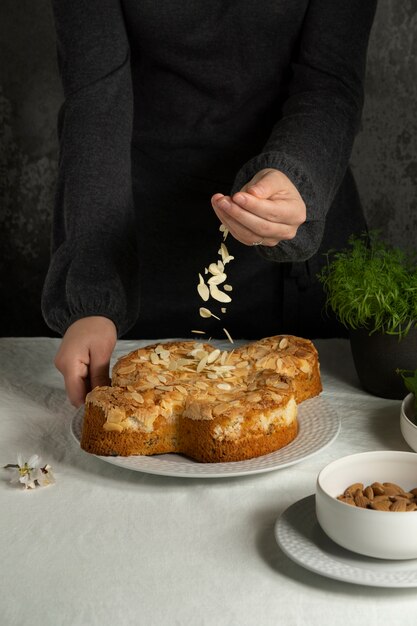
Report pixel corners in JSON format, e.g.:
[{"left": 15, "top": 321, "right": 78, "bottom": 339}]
[
  {"left": 231, "top": 151, "right": 326, "bottom": 262},
  {"left": 41, "top": 232, "right": 140, "bottom": 338}
]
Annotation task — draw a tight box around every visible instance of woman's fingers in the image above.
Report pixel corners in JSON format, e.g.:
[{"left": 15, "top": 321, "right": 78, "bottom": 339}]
[
  {"left": 64, "top": 370, "right": 90, "bottom": 408},
  {"left": 231, "top": 191, "right": 304, "bottom": 226},
  {"left": 211, "top": 166, "right": 306, "bottom": 247},
  {"left": 213, "top": 199, "right": 280, "bottom": 246},
  {"left": 212, "top": 195, "right": 297, "bottom": 244},
  {"left": 54, "top": 316, "right": 117, "bottom": 407}
]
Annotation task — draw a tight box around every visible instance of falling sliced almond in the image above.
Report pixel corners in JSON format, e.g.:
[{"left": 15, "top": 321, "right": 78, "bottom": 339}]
[
  {"left": 207, "top": 273, "right": 227, "bottom": 285},
  {"left": 223, "top": 284, "right": 233, "bottom": 292},
  {"left": 210, "top": 284, "right": 232, "bottom": 303},
  {"left": 197, "top": 273, "right": 210, "bottom": 301},
  {"left": 219, "top": 224, "right": 229, "bottom": 240},
  {"left": 208, "top": 263, "right": 222, "bottom": 276},
  {"left": 199, "top": 307, "right": 220, "bottom": 320},
  {"left": 221, "top": 307, "right": 226, "bottom": 314},
  {"left": 191, "top": 330, "right": 206, "bottom": 334},
  {"left": 218, "top": 243, "right": 229, "bottom": 261},
  {"left": 223, "top": 328, "right": 234, "bottom": 344}
]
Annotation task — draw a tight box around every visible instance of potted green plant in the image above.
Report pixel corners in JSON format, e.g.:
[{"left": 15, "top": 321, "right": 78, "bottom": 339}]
[{"left": 318, "top": 232, "right": 417, "bottom": 399}]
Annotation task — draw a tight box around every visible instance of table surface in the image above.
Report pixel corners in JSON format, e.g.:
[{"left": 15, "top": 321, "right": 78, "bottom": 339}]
[{"left": 1, "top": 337, "right": 416, "bottom": 626}]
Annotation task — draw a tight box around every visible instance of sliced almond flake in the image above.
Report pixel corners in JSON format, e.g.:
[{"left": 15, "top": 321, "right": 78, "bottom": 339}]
[
  {"left": 207, "top": 348, "right": 221, "bottom": 364},
  {"left": 223, "top": 327, "right": 234, "bottom": 343},
  {"left": 207, "top": 273, "right": 227, "bottom": 285},
  {"left": 223, "top": 255, "right": 234, "bottom": 265},
  {"left": 235, "top": 360, "right": 249, "bottom": 369},
  {"left": 217, "top": 260, "right": 224, "bottom": 272},
  {"left": 199, "top": 307, "right": 220, "bottom": 320},
  {"left": 155, "top": 385, "right": 174, "bottom": 392},
  {"left": 146, "top": 374, "right": 161, "bottom": 385},
  {"left": 217, "top": 393, "right": 234, "bottom": 402},
  {"left": 279, "top": 337, "right": 289, "bottom": 349},
  {"left": 130, "top": 358, "right": 144, "bottom": 364},
  {"left": 225, "top": 349, "right": 235, "bottom": 363},
  {"left": 154, "top": 345, "right": 165, "bottom": 354},
  {"left": 221, "top": 307, "right": 226, "bottom": 314},
  {"left": 217, "top": 383, "right": 232, "bottom": 390},
  {"left": 175, "top": 385, "right": 188, "bottom": 394},
  {"left": 210, "top": 285, "right": 232, "bottom": 303},
  {"left": 191, "top": 330, "right": 206, "bottom": 334},
  {"left": 269, "top": 391, "right": 283, "bottom": 403},
  {"left": 160, "top": 349, "right": 171, "bottom": 361},
  {"left": 220, "top": 351, "right": 228, "bottom": 365},
  {"left": 218, "top": 243, "right": 229, "bottom": 261},
  {"left": 206, "top": 372, "right": 219, "bottom": 379},
  {"left": 223, "top": 284, "right": 233, "bottom": 292},
  {"left": 197, "top": 273, "right": 210, "bottom": 301},
  {"left": 150, "top": 352, "right": 160, "bottom": 365},
  {"left": 158, "top": 374, "right": 167, "bottom": 383},
  {"left": 116, "top": 364, "right": 137, "bottom": 375},
  {"left": 219, "top": 224, "right": 229, "bottom": 240},
  {"left": 208, "top": 263, "right": 221, "bottom": 276},
  {"left": 177, "top": 358, "right": 191, "bottom": 367},
  {"left": 212, "top": 364, "right": 235, "bottom": 372},
  {"left": 204, "top": 267, "right": 209, "bottom": 274},
  {"left": 128, "top": 391, "right": 145, "bottom": 404},
  {"left": 195, "top": 349, "right": 208, "bottom": 360},
  {"left": 197, "top": 354, "right": 209, "bottom": 373},
  {"left": 189, "top": 348, "right": 203, "bottom": 358},
  {"left": 196, "top": 381, "right": 209, "bottom": 389}
]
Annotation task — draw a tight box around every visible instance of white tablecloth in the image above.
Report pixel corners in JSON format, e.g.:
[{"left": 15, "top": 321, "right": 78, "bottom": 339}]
[{"left": 1, "top": 337, "right": 416, "bottom": 626}]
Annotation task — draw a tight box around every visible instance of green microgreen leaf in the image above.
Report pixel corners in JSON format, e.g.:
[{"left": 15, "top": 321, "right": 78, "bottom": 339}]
[{"left": 397, "top": 368, "right": 417, "bottom": 413}]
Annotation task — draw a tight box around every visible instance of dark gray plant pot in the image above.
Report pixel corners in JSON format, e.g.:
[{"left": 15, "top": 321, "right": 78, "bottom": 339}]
[{"left": 349, "top": 328, "right": 417, "bottom": 399}]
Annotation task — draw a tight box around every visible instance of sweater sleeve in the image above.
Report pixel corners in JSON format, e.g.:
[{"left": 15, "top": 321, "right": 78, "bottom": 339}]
[
  {"left": 41, "top": 0, "right": 139, "bottom": 337},
  {"left": 231, "top": 0, "right": 377, "bottom": 263}
]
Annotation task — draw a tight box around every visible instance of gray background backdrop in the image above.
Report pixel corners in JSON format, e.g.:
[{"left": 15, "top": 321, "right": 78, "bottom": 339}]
[{"left": 0, "top": 1, "right": 416, "bottom": 337}]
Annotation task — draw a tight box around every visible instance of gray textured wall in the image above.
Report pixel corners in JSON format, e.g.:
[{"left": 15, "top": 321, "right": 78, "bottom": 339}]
[{"left": 0, "top": 1, "right": 416, "bottom": 337}]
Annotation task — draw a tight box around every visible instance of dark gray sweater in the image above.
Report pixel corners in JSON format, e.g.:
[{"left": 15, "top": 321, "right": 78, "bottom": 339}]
[{"left": 42, "top": 0, "right": 377, "bottom": 339}]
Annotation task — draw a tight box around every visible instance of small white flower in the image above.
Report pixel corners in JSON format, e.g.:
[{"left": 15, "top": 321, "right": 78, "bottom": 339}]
[{"left": 4, "top": 453, "right": 55, "bottom": 490}]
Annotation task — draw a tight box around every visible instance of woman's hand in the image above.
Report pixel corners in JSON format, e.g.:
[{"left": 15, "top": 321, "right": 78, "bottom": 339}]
[
  {"left": 211, "top": 168, "right": 306, "bottom": 247},
  {"left": 54, "top": 316, "right": 117, "bottom": 407}
]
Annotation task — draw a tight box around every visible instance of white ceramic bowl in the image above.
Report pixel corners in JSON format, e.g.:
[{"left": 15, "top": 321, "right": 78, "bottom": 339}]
[
  {"left": 316, "top": 451, "right": 417, "bottom": 560},
  {"left": 400, "top": 393, "right": 417, "bottom": 452}
]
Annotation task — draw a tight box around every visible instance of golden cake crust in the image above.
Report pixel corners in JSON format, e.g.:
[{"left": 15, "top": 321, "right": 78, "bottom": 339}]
[{"left": 81, "top": 335, "right": 322, "bottom": 462}]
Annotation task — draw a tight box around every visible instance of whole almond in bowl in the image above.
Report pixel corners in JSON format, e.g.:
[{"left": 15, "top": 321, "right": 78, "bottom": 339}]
[{"left": 316, "top": 451, "right": 417, "bottom": 560}]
